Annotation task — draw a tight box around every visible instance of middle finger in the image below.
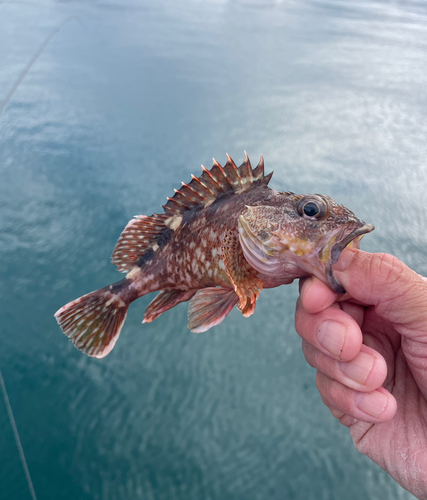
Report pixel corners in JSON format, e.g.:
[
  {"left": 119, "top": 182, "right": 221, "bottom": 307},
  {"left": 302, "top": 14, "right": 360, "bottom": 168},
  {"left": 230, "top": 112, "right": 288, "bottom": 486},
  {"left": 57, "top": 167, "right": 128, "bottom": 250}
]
[
  {"left": 302, "top": 340, "right": 387, "bottom": 392},
  {"left": 295, "top": 298, "right": 363, "bottom": 361}
]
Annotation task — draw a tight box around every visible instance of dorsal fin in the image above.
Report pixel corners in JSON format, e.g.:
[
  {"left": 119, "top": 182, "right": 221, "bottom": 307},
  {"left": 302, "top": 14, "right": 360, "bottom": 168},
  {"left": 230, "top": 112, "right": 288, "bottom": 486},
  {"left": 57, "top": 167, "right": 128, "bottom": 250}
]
[
  {"left": 112, "top": 213, "right": 170, "bottom": 273},
  {"left": 162, "top": 153, "right": 272, "bottom": 214},
  {"left": 112, "top": 154, "right": 272, "bottom": 273}
]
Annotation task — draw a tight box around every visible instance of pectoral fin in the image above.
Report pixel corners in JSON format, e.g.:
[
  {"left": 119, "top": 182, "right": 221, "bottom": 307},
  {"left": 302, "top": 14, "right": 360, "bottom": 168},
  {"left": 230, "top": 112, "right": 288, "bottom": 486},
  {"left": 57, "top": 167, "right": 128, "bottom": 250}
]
[
  {"left": 221, "top": 230, "right": 263, "bottom": 317},
  {"left": 188, "top": 287, "right": 239, "bottom": 333}
]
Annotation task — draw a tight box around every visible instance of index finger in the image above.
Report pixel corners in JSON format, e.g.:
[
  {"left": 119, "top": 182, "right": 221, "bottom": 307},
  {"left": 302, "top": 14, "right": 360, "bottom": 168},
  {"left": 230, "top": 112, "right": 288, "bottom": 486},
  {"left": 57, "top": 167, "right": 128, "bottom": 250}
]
[{"left": 334, "top": 249, "right": 427, "bottom": 336}]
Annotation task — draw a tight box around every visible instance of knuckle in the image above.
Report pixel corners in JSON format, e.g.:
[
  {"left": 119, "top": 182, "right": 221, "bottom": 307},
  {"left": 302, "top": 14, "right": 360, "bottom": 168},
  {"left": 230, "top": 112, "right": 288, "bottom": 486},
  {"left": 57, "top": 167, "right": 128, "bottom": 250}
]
[
  {"left": 294, "top": 316, "right": 304, "bottom": 337},
  {"left": 370, "top": 253, "right": 417, "bottom": 318},
  {"left": 315, "top": 371, "right": 323, "bottom": 391},
  {"left": 316, "top": 372, "right": 334, "bottom": 403},
  {"left": 302, "top": 340, "right": 317, "bottom": 368},
  {"left": 317, "top": 374, "right": 354, "bottom": 413},
  {"left": 330, "top": 407, "right": 344, "bottom": 419},
  {"left": 294, "top": 303, "right": 305, "bottom": 333},
  {"left": 294, "top": 309, "right": 313, "bottom": 339}
]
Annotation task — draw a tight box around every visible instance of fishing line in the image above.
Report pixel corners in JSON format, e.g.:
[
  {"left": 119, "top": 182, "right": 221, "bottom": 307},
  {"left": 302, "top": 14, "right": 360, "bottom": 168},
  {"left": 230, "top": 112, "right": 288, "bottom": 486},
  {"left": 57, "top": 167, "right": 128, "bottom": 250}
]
[
  {"left": 0, "top": 16, "right": 81, "bottom": 118},
  {"left": 0, "top": 368, "right": 37, "bottom": 500},
  {"left": 0, "top": 16, "right": 82, "bottom": 500}
]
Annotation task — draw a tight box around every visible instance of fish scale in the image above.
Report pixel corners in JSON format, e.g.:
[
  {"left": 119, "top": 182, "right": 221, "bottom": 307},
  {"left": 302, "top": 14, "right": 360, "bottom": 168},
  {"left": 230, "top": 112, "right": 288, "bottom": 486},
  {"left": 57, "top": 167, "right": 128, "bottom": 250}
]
[{"left": 55, "top": 153, "right": 374, "bottom": 358}]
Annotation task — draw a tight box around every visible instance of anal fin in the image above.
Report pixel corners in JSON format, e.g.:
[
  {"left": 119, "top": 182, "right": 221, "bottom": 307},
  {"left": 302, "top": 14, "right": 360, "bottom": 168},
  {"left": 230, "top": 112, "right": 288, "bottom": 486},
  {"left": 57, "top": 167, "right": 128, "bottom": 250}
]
[
  {"left": 187, "top": 287, "right": 239, "bottom": 333},
  {"left": 221, "top": 230, "right": 263, "bottom": 317},
  {"left": 143, "top": 289, "right": 197, "bottom": 323}
]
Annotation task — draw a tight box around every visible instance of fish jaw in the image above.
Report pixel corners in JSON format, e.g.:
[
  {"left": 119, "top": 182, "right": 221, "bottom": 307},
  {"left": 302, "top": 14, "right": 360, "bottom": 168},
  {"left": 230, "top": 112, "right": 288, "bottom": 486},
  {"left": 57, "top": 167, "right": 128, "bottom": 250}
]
[{"left": 322, "top": 222, "right": 375, "bottom": 292}]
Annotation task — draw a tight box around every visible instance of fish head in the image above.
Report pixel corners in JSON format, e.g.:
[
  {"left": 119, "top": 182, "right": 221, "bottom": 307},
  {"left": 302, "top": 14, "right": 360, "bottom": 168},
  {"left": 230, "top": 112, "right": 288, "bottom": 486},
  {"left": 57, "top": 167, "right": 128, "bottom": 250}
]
[{"left": 238, "top": 193, "right": 374, "bottom": 293}]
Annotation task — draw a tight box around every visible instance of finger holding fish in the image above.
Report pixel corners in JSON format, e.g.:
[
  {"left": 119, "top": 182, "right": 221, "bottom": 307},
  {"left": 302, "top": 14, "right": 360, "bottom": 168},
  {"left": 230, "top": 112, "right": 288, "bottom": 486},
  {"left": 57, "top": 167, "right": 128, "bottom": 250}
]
[
  {"left": 296, "top": 273, "right": 392, "bottom": 422},
  {"left": 295, "top": 297, "right": 363, "bottom": 362},
  {"left": 299, "top": 274, "right": 365, "bottom": 326},
  {"left": 299, "top": 276, "right": 338, "bottom": 314},
  {"left": 316, "top": 372, "right": 397, "bottom": 424},
  {"left": 302, "top": 340, "right": 387, "bottom": 392}
]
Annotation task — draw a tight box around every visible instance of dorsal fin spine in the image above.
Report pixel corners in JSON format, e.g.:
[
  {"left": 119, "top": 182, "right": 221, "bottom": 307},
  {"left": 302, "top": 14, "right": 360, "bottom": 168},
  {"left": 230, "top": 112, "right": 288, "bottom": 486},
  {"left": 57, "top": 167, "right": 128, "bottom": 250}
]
[
  {"left": 181, "top": 181, "right": 206, "bottom": 202},
  {"left": 182, "top": 181, "right": 203, "bottom": 196},
  {"left": 239, "top": 152, "right": 253, "bottom": 184},
  {"left": 191, "top": 174, "right": 216, "bottom": 196},
  {"left": 258, "top": 154, "right": 264, "bottom": 172},
  {"left": 263, "top": 172, "right": 273, "bottom": 185},
  {"left": 172, "top": 188, "right": 195, "bottom": 207},
  {"left": 181, "top": 182, "right": 204, "bottom": 206},
  {"left": 167, "top": 196, "right": 190, "bottom": 209},
  {"left": 252, "top": 155, "right": 264, "bottom": 180},
  {"left": 212, "top": 158, "right": 234, "bottom": 190},
  {"left": 226, "top": 153, "right": 240, "bottom": 179},
  {"left": 201, "top": 165, "right": 223, "bottom": 190},
  {"left": 224, "top": 154, "right": 242, "bottom": 189},
  {"left": 181, "top": 182, "right": 202, "bottom": 197},
  {"left": 162, "top": 206, "right": 177, "bottom": 214}
]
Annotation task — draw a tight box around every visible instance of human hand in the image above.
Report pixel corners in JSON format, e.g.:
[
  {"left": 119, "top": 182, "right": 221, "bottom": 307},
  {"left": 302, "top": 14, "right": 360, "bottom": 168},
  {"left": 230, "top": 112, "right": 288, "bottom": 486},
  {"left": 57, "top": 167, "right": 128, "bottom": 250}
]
[{"left": 295, "top": 248, "right": 427, "bottom": 499}]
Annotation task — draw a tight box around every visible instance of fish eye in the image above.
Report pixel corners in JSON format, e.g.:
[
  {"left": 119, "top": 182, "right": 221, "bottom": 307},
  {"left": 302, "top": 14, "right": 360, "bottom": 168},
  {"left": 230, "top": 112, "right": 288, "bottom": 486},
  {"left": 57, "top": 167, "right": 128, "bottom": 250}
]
[
  {"left": 303, "top": 202, "right": 319, "bottom": 217},
  {"left": 297, "top": 196, "right": 329, "bottom": 221}
]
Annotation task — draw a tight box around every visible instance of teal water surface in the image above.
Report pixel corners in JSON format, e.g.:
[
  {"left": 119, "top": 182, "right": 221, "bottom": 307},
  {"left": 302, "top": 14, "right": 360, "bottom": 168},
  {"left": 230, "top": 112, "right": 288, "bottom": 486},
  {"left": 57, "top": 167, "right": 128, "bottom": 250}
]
[{"left": 1, "top": 0, "right": 426, "bottom": 499}]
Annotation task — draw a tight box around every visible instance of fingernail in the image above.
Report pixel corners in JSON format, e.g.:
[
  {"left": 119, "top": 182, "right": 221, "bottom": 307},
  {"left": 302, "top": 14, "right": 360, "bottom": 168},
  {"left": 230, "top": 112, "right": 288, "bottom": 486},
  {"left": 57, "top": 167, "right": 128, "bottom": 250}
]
[
  {"left": 339, "top": 352, "right": 374, "bottom": 385},
  {"left": 333, "top": 248, "right": 357, "bottom": 272},
  {"left": 317, "top": 320, "right": 347, "bottom": 357},
  {"left": 356, "top": 391, "right": 388, "bottom": 418}
]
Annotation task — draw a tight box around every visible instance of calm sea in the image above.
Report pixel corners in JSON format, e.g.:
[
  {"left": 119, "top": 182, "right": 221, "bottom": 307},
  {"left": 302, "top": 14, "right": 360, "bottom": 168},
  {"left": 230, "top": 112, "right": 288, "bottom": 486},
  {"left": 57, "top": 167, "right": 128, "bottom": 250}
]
[{"left": 0, "top": 0, "right": 426, "bottom": 498}]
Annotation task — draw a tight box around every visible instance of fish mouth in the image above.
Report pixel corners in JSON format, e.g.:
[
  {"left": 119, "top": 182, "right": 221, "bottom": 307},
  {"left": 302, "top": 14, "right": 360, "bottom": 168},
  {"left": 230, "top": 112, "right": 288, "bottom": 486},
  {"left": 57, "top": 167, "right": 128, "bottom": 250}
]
[{"left": 325, "top": 223, "right": 375, "bottom": 293}]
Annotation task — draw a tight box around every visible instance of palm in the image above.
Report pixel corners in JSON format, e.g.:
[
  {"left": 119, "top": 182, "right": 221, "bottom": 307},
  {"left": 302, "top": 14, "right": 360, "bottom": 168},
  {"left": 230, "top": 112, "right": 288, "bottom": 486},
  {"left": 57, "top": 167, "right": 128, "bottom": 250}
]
[
  {"left": 297, "top": 252, "right": 427, "bottom": 498},
  {"left": 349, "top": 306, "right": 427, "bottom": 496}
]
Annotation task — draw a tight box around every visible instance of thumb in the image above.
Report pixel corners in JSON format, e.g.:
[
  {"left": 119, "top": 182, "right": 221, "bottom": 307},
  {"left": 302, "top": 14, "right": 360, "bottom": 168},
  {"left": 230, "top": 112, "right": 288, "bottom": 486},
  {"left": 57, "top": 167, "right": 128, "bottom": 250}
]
[{"left": 333, "top": 248, "right": 427, "bottom": 340}]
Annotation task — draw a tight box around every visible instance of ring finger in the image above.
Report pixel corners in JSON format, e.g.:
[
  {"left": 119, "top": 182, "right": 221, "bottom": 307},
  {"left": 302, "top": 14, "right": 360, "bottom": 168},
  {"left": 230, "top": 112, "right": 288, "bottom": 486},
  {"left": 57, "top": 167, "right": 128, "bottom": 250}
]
[{"left": 303, "top": 341, "right": 387, "bottom": 392}]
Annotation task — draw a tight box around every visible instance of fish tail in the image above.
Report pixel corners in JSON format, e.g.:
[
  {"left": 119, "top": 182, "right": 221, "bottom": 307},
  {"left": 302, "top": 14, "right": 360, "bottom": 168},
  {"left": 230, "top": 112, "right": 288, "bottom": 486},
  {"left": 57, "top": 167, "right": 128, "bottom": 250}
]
[{"left": 54, "top": 280, "right": 132, "bottom": 358}]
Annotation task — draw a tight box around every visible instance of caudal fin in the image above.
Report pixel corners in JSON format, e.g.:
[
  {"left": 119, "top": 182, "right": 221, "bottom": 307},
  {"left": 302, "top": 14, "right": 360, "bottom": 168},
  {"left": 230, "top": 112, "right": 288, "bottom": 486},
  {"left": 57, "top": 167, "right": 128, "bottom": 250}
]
[{"left": 55, "top": 286, "right": 129, "bottom": 358}]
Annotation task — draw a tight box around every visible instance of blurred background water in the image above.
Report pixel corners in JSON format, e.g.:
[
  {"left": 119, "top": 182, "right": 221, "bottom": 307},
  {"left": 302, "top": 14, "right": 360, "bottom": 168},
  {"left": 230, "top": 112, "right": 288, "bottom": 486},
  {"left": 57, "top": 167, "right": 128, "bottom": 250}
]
[{"left": 0, "top": 0, "right": 426, "bottom": 498}]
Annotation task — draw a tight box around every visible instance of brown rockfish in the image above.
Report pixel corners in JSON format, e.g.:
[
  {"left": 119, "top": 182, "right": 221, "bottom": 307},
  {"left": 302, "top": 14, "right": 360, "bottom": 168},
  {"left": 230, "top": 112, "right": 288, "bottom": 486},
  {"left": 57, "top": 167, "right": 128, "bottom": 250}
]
[{"left": 55, "top": 154, "right": 374, "bottom": 358}]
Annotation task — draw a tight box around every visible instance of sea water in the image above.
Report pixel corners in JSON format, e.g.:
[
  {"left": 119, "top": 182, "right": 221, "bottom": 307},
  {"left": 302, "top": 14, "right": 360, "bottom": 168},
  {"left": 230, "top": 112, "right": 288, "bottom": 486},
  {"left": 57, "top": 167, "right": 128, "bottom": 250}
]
[{"left": 0, "top": 0, "right": 426, "bottom": 498}]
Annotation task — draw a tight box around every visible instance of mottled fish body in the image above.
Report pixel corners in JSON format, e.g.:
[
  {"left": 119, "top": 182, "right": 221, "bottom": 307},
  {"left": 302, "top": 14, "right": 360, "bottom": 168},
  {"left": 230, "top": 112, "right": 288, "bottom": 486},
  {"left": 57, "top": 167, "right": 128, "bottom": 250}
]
[{"left": 55, "top": 154, "right": 373, "bottom": 357}]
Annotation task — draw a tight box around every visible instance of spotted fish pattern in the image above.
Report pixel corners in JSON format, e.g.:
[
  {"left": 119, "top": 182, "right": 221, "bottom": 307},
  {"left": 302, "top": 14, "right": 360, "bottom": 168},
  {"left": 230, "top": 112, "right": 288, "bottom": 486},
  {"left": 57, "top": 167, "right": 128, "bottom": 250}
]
[{"left": 55, "top": 153, "right": 373, "bottom": 358}]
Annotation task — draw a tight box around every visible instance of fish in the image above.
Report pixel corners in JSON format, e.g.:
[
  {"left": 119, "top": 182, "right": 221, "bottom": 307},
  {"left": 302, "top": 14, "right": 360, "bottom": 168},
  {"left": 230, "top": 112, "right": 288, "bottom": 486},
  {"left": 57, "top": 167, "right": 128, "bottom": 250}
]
[{"left": 55, "top": 153, "right": 374, "bottom": 358}]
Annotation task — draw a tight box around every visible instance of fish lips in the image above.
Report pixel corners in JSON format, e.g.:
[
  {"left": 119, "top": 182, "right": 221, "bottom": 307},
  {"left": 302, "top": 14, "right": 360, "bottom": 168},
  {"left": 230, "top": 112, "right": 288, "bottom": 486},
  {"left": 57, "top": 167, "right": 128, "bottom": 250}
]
[{"left": 326, "top": 223, "right": 375, "bottom": 293}]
